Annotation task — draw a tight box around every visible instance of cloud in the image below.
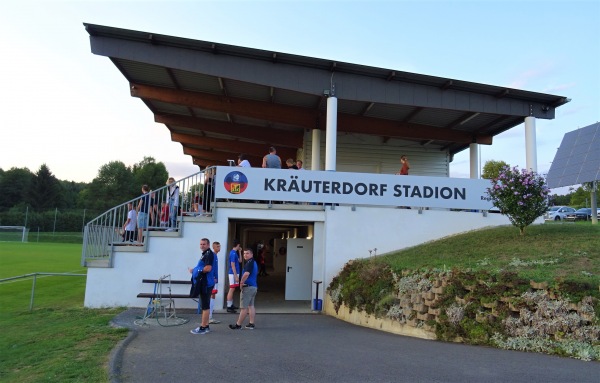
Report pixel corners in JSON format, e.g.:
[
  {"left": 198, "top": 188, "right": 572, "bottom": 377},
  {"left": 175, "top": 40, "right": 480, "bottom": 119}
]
[
  {"left": 506, "top": 62, "right": 554, "bottom": 90},
  {"left": 543, "top": 82, "right": 576, "bottom": 93}
]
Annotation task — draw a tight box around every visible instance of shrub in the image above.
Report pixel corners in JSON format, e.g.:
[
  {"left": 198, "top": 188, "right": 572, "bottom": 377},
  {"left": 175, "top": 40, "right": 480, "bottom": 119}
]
[{"left": 486, "top": 166, "right": 549, "bottom": 235}]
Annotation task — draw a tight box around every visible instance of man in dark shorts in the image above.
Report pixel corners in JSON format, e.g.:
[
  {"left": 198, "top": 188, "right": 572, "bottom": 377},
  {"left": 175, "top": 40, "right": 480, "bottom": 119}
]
[{"left": 189, "top": 238, "right": 215, "bottom": 335}]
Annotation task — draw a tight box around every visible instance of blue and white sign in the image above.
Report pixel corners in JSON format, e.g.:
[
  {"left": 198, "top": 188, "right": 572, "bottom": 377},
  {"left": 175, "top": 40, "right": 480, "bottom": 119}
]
[{"left": 214, "top": 166, "right": 494, "bottom": 210}]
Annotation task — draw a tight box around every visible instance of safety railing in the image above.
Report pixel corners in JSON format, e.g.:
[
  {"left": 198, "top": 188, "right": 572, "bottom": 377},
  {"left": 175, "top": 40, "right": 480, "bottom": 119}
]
[
  {"left": 0, "top": 273, "right": 86, "bottom": 311},
  {"left": 81, "top": 168, "right": 217, "bottom": 267}
]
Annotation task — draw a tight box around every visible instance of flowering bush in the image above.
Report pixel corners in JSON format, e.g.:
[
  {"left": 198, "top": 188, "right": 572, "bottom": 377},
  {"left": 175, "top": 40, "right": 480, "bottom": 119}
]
[{"left": 486, "top": 166, "right": 549, "bottom": 235}]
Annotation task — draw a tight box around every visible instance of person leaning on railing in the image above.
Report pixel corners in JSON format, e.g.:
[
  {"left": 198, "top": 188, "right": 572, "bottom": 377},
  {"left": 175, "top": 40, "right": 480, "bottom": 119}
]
[{"left": 166, "top": 177, "right": 180, "bottom": 231}]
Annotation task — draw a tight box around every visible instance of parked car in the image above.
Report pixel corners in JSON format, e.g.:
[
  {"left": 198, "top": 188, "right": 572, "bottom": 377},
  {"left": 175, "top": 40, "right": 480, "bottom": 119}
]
[
  {"left": 544, "top": 206, "right": 576, "bottom": 221},
  {"left": 567, "top": 207, "right": 600, "bottom": 221}
]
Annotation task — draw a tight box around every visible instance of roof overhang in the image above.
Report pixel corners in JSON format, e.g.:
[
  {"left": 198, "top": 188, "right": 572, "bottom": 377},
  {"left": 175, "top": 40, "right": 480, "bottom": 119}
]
[{"left": 84, "top": 23, "right": 569, "bottom": 168}]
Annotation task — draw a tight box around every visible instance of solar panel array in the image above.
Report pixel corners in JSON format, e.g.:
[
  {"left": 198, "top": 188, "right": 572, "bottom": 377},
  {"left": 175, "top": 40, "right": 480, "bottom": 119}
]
[{"left": 546, "top": 122, "right": 600, "bottom": 188}]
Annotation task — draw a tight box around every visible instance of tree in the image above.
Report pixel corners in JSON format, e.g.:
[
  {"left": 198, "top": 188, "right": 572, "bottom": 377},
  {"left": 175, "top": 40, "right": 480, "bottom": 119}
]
[
  {"left": 486, "top": 166, "right": 549, "bottom": 235},
  {"left": 569, "top": 185, "right": 599, "bottom": 208},
  {"left": 86, "top": 161, "right": 135, "bottom": 211},
  {"left": 132, "top": 156, "right": 169, "bottom": 191},
  {"left": 28, "top": 164, "right": 65, "bottom": 210},
  {"left": 482, "top": 160, "right": 510, "bottom": 180},
  {"left": 548, "top": 193, "right": 571, "bottom": 206},
  {"left": 0, "top": 167, "right": 34, "bottom": 210},
  {"left": 62, "top": 180, "right": 88, "bottom": 209}
]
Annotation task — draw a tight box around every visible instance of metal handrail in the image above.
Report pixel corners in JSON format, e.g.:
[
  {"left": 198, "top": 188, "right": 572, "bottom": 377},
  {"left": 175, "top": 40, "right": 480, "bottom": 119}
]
[
  {"left": 0, "top": 273, "right": 86, "bottom": 311},
  {"left": 81, "top": 168, "right": 217, "bottom": 267}
]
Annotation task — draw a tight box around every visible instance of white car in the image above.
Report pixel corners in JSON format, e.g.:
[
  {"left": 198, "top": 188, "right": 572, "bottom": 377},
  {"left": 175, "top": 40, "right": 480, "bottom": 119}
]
[{"left": 544, "top": 206, "right": 576, "bottom": 221}]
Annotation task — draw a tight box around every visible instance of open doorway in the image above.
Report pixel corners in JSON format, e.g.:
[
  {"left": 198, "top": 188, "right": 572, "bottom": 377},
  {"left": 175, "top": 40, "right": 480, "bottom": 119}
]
[{"left": 227, "top": 218, "right": 315, "bottom": 313}]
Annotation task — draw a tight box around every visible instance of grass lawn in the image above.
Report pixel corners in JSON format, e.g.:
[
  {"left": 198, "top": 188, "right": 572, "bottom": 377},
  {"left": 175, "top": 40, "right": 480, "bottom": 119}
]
[
  {"left": 377, "top": 222, "right": 600, "bottom": 294},
  {"left": 0, "top": 243, "right": 128, "bottom": 383}
]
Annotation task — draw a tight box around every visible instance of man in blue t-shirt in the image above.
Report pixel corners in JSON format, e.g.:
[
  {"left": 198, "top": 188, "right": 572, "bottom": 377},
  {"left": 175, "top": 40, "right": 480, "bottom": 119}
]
[
  {"left": 190, "top": 238, "right": 215, "bottom": 335},
  {"left": 229, "top": 248, "right": 258, "bottom": 330},
  {"left": 226, "top": 240, "right": 242, "bottom": 313},
  {"left": 209, "top": 241, "right": 221, "bottom": 324}
]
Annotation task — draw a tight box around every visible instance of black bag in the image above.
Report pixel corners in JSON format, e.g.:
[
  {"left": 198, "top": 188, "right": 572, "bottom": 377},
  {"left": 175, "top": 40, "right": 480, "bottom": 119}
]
[{"left": 189, "top": 272, "right": 203, "bottom": 298}]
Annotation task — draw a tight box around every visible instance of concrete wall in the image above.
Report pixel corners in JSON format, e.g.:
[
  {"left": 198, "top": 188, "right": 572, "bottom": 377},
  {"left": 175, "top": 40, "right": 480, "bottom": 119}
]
[{"left": 84, "top": 204, "right": 512, "bottom": 309}]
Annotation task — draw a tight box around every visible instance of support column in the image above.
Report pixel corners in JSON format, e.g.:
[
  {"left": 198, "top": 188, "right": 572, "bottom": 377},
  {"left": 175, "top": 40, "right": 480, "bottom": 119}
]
[
  {"left": 469, "top": 143, "right": 480, "bottom": 179},
  {"left": 525, "top": 116, "right": 537, "bottom": 172},
  {"left": 311, "top": 129, "right": 321, "bottom": 171},
  {"left": 325, "top": 96, "right": 338, "bottom": 171},
  {"left": 591, "top": 181, "right": 598, "bottom": 225}
]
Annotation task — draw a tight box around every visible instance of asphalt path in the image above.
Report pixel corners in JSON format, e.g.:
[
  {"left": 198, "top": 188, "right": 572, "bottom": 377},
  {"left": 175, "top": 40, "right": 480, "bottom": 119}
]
[{"left": 110, "top": 309, "right": 600, "bottom": 383}]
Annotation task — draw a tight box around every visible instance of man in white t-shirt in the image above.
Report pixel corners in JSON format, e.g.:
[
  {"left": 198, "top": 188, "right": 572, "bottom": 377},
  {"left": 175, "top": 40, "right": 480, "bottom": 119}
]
[
  {"left": 122, "top": 203, "right": 137, "bottom": 243},
  {"left": 237, "top": 154, "right": 251, "bottom": 167}
]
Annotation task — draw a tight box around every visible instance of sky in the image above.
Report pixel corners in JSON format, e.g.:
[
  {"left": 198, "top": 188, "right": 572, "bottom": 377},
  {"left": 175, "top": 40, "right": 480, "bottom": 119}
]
[{"left": 0, "top": 0, "right": 598, "bottom": 195}]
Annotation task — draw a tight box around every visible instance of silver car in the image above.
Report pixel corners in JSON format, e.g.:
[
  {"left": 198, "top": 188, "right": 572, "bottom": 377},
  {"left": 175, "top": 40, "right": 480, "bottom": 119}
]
[{"left": 544, "top": 206, "right": 576, "bottom": 221}]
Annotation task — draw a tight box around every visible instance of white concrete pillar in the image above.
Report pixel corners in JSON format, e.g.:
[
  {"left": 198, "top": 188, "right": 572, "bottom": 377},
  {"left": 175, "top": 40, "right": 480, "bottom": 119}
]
[
  {"left": 469, "top": 143, "right": 480, "bottom": 179},
  {"left": 311, "top": 129, "right": 321, "bottom": 171},
  {"left": 325, "top": 96, "right": 338, "bottom": 171},
  {"left": 525, "top": 116, "right": 537, "bottom": 172}
]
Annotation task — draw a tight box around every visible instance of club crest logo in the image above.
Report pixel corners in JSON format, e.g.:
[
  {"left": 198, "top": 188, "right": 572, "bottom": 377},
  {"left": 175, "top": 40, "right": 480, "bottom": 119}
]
[{"left": 223, "top": 171, "right": 248, "bottom": 194}]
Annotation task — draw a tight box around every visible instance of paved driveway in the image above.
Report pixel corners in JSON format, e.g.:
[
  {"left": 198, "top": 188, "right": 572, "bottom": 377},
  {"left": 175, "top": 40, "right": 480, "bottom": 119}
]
[{"left": 110, "top": 309, "right": 599, "bottom": 383}]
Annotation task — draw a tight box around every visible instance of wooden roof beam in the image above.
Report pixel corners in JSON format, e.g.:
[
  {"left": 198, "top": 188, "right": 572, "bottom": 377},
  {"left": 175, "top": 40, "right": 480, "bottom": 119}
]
[
  {"left": 132, "top": 83, "right": 321, "bottom": 129},
  {"left": 155, "top": 114, "right": 303, "bottom": 148},
  {"left": 183, "top": 146, "right": 263, "bottom": 166},
  {"left": 133, "top": 83, "right": 492, "bottom": 144},
  {"left": 171, "top": 132, "right": 297, "bottom": 160}
]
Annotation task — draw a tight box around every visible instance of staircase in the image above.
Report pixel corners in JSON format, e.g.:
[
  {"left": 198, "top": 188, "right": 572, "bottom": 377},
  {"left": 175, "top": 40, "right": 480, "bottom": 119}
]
[{"left": 81, "top": 168, "right": 215, "bottom": 268}]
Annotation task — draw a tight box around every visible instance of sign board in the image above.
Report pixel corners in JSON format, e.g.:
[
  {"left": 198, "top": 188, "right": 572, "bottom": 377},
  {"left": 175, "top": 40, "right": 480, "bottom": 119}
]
[{"left": 214, "top": 166, "right": 494, "bottom": 210}]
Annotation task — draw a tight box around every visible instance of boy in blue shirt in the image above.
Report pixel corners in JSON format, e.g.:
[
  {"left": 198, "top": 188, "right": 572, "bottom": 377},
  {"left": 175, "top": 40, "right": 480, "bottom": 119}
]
[{"left": 227, "top": 240, "right": 242, "bottom": 313}]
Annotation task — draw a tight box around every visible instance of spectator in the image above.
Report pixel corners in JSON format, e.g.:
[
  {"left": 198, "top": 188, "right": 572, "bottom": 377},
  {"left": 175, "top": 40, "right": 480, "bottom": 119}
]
[
  {"left": 397, "top": 155, "right": 410, "bottom": 175},
  {"left": 227, "top": 240, "right": 242, "bottom": 313},
  {"left": 209, "top": 241, "right": 221, "bottom": 324},
  {"left": 229, "top": 248, "right": 258, "bottom": 330},
  {"left": 296, "top": 160, "right": 305, "bottom": 170},
  {"left": 122, "top": 203, "right": 137, "bottom": 243},
  {"left": 202, "top": 168, "right": 215, "bottom": 215},
  {"left": 159, "top": 202, "right": 169, "bottom": 228},
  {"left": 149, "top": 191, "right": 158, "bottom": 227},
  {"left": 237, "top": 154, "right": 251, "bottom": 167},
  {"left": 262, "top": 146, "right": 281, "bottom": 169},
  {"left": 189, "top": 238, "right": 215, "bottom": 335},
  {"left": 166, "top": 177, "right": 179, "bottom": 231},
  {"left": 286, "top": 158, "right": 299, "bottom": 170},
  {"left": 136, "top": 185, "right": 150, "bottom": 244},
  {"left": 193, "top": 191, "right": 201, "bottom": 213}
]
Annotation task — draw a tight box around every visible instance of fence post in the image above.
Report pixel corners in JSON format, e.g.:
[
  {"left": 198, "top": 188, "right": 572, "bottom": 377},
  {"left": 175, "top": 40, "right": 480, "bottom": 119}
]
[
  {"left": 53, "top": 208, "right": 58, "bottom": 236},
  {"left": 29, "top": 274, "right": 37, "bottom": 311}
]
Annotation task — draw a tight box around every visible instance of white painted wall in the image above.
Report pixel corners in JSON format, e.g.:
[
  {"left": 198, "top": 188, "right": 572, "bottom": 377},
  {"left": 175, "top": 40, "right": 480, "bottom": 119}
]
[
  {"left": 302, "top": 131, "right": 449, "bottom": 176},
  {"left": 84, "top": 204, "right": 518, "bottom": 309}
]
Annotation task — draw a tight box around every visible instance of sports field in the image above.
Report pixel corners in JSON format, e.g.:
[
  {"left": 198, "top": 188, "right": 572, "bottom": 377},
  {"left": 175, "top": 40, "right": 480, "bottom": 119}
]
[{"left": 0, "top": 242, "right": 128, "bottom": 382}]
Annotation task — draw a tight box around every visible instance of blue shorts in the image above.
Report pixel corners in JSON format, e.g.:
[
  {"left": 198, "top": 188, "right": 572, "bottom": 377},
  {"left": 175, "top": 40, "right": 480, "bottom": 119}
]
[{"left": 137, "top": 212, "right": 148, "bottom": 229}]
